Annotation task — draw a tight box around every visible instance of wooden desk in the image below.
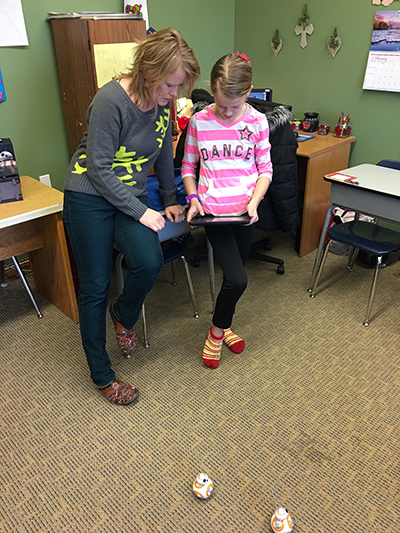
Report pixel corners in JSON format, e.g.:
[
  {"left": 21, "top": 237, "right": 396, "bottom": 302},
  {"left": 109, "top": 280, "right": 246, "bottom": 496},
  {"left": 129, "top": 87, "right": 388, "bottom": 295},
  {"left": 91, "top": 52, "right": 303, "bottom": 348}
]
[
  {"left": 0, "top": 176, "right": 79, "bottom": 322},
  {"left": 297, "top": 133, "right": 356, "bottom": 257}
]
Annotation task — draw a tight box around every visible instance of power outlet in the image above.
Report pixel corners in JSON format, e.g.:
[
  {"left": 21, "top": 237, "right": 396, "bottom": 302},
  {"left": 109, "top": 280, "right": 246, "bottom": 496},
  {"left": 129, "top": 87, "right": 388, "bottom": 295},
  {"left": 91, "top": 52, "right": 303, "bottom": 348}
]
[{"left": 39, "top": 174, "right": 52, "bottom": 187}]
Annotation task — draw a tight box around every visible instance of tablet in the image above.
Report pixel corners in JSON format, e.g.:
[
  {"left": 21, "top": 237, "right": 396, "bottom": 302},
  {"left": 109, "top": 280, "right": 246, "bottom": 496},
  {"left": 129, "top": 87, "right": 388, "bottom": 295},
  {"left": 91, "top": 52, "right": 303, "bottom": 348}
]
[{"left": 189, "top": 214, "right": 251, "bottom": 226}]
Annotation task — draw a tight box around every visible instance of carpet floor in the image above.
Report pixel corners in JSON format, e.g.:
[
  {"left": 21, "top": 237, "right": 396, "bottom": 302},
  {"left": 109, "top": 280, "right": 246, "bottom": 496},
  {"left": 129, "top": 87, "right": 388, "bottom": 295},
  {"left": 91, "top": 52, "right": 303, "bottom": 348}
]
[{"left": 1, "top": 229, "right": 399, "bottom": 532}]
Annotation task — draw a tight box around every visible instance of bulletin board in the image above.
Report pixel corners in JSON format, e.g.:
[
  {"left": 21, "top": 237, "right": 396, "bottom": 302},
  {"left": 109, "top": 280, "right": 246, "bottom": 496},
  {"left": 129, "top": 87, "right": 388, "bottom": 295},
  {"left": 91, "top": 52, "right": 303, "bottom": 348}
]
[{"left": 363, "top": 11, "right": 400, "bottom": 93}]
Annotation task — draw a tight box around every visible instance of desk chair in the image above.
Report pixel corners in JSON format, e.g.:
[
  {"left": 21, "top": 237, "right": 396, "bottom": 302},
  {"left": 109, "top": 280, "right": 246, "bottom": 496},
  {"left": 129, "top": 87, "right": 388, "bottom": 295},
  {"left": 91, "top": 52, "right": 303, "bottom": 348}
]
[
  {"left": 0, "top": 257, "right": 43, "bottom": 318},
  {"left": 309, "top": 220, "right": 400, "bottom": 326},
  {"left": 115, "top": 239, "right": 199, "bottom": 348},
  {"left": 194, "top": 235, "right": 285, "bottom": 275},
  {"left": 377, "top": 159, "right": 400, "bottom": 171},
  {"left": 248, "top": 237, "right": 285, "bottom": 274}
]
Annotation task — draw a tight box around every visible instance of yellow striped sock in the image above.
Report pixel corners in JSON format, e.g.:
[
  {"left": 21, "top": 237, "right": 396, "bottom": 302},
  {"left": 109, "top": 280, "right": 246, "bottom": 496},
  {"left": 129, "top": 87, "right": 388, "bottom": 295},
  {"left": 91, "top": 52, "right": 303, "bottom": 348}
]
[
  {"left": 223, "top": 328, "right": 245, "bottom": 354},
  {"left": 202, "top": 327, "right": 223, "bottom": 369}
]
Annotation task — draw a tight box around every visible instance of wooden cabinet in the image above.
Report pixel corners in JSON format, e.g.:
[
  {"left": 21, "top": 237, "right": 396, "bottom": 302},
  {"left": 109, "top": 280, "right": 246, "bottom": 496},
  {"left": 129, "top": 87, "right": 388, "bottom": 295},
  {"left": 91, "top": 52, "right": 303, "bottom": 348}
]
[{"left": 49, "top": 18, "right": 146, "bottom": 156}]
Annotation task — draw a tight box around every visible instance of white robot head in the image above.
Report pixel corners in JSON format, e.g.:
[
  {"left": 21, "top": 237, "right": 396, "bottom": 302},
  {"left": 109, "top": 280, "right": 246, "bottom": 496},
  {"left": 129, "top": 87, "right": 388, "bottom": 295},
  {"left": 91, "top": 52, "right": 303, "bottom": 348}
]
[
  {"left": 196, "top": 473, "right": 209, "bottom": 485},
  {"left": 0, "top": 151, "right": 13, "bottom": 161}
]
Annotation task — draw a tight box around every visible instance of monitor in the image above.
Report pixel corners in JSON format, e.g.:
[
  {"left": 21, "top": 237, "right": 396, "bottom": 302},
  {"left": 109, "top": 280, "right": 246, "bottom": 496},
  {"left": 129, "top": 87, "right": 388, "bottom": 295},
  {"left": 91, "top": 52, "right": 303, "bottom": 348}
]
[{"left": 248, "top": 88, "right": 273, "bottom": 102}]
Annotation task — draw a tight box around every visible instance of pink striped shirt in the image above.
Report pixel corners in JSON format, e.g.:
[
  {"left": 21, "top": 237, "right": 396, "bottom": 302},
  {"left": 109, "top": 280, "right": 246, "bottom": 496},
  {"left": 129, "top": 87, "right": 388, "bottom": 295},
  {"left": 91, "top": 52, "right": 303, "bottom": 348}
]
[{"left": 181, "top": 104, "right": 272, "bottom": 216}]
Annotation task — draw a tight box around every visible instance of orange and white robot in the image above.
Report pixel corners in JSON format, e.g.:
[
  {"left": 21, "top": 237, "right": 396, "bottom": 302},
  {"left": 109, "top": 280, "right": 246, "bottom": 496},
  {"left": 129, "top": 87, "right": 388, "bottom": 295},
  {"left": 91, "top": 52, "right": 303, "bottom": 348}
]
[
  {"left": 271, "top": 506, "right": 294, "bottom": 532},
  {"left": 193, "top": 473, "right": 213, "bottom": 500}
]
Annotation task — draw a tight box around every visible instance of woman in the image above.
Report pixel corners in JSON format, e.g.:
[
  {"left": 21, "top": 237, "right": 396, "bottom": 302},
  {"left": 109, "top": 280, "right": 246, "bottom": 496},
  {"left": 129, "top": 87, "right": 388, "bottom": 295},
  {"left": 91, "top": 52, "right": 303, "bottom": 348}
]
[{"left": 63, "top": 28, "right": 200, "bottom": 405}]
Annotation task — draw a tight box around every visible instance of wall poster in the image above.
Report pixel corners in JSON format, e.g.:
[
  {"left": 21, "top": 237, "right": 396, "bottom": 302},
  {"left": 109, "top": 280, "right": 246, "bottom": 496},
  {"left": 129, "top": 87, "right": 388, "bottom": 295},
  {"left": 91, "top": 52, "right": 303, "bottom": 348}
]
[{"left": 0, "top": 0, "right": 28, "bottom": 47}]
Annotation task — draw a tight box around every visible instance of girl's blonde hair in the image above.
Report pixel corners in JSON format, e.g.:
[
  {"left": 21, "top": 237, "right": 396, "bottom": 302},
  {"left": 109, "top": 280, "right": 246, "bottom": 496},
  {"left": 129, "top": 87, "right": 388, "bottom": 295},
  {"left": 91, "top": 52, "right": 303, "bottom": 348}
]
[
  {"left": 122, "top": 28, "right": 200, "bottom": 110},
  {"left": 210, "top": 54, "right": 252, "bottom": 99}
]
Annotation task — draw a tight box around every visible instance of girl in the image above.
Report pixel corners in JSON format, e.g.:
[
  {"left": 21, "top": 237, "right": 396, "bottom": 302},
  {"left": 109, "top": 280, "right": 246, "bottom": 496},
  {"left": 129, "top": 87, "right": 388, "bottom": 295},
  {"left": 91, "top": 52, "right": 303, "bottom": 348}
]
[{"left": 181, "top": 52, "right": 272, "bottom": 369}]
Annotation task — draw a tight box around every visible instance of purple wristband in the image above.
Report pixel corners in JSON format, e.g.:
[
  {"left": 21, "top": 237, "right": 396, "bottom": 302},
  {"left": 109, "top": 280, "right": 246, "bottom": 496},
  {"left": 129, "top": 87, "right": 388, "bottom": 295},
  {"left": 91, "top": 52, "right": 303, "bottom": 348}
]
[{"left": 186, "top": 193, "right": 201, "bottom": 205}]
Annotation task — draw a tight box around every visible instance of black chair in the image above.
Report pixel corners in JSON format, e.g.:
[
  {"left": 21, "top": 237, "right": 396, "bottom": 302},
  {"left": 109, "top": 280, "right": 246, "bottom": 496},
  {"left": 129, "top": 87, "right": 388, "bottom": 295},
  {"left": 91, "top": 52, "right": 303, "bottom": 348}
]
[
  {"left": 247, "top": 236, "right": 285, "bottom": 274},
  {"left": 377, "top": 159, "right": 400, "bottom": 171}
]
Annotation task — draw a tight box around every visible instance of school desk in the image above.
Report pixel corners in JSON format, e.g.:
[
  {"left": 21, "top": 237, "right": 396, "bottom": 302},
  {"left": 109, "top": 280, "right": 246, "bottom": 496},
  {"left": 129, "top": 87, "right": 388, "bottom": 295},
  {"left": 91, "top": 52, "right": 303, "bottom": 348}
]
[
  {"left": 309, "top": 163, "right": 400, "bottom": 289},
  {"left": 0, "top": 176, "right": 79, "bottom": 322}
]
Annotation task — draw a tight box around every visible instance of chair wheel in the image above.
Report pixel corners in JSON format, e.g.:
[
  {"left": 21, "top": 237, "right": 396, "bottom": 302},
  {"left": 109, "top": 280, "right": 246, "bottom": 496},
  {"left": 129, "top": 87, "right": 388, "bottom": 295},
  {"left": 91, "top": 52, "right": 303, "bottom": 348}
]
[
  {"left": 277, "top": 265, "right": 285, "bottom": 275},
  {"left": 193, "top": 259, "right": 200, "bottom": 268}
]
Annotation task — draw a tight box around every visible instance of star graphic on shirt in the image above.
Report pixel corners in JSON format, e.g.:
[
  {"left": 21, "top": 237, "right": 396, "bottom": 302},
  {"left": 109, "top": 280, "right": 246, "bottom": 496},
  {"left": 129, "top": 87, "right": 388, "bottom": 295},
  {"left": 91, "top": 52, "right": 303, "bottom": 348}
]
[{"left": 239, "top": 125, "right": 254, "bottom": 141}]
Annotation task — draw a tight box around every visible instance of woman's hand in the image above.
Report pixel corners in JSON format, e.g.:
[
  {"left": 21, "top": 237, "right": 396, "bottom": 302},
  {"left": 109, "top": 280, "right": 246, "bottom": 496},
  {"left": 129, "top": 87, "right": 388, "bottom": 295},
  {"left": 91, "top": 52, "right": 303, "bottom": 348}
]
[
  {"left": 187, "top": 199, "right": 204, "bottom": 224},
  {"left": 246, "top": 199, "right": 259, "bottom": 225},
  {"left": 165, "top": 204, "right": 185, "bottom": 223},
  {"left": 139, "top": 208, "right": 166, "bottom": 232}
]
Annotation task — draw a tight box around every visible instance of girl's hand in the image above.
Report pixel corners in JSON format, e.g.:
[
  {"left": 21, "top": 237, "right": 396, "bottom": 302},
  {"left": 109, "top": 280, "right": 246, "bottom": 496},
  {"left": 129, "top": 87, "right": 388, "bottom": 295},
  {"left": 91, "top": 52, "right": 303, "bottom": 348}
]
[
  {"left": 246, "top": 200, "right": 259, "bottom": 225},
  {"left": 165, "top": 204, "right": 185, "bottom": 223},
  {"left": 187, "top": 199, "right": 204, "bottom": 224},
  {"left": 139, "top": 208, "right": 166, "bottom": 232}
]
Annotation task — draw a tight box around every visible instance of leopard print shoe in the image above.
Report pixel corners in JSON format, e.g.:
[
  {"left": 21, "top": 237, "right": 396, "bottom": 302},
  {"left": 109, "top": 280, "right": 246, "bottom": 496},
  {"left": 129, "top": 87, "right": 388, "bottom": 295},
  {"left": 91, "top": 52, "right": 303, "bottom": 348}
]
[
  {"left": 98, "top": 379, "right": 139, "bottom": 405},
  {"left": 109, "top": 300, "right": 138, "bottom": 358}
]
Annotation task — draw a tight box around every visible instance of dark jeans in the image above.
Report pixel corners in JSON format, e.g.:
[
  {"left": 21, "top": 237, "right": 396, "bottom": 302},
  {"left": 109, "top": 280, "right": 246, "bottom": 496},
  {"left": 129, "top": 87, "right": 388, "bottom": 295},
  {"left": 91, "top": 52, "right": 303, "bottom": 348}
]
[
  {"left": 205, "top": 223, "right": 255, "bottom": 330},
  {"left": 63, "top": 191, "right": 163, "bottom": 387}
]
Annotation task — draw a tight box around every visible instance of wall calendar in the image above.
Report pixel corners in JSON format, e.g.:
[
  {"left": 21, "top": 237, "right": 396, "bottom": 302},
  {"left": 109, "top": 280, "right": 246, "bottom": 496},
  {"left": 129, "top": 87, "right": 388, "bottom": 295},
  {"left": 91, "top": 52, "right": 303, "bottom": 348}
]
[{"left": 363, "top": 11, "right": 400, "bottom": 92}]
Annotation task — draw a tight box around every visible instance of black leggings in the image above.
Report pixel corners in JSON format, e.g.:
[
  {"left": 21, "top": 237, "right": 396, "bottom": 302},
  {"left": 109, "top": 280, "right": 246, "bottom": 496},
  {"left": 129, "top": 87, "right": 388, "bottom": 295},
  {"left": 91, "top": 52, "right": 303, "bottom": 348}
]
[{"left": 205, "top": 223, "right": 255, "bottom": 330}]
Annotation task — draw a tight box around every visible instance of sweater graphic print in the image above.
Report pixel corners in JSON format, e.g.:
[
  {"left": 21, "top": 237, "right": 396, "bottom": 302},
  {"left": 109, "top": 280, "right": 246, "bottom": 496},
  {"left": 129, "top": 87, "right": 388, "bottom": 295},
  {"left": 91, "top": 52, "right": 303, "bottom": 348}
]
[
  {"left": 71, "top": 108, "right": 170, "bottom": 186},
  {"left": 182, "top": 105, "right": 272, "bottom": 216}
]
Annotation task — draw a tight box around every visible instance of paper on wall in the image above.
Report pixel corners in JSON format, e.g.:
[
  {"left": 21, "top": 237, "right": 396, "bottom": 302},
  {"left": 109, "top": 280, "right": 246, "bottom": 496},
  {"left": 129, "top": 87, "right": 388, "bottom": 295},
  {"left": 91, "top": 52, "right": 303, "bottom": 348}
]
[
  {"left": 94, "top": 42, "right": 138, "bottom": 88},
  {"left": 0, "top": 0, "right": 29, "bottom": 47}
]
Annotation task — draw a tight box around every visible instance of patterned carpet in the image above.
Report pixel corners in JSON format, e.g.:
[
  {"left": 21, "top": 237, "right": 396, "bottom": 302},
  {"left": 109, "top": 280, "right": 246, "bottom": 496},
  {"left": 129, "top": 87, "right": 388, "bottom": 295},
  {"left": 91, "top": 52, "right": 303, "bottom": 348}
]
[{"left": 1, "top": 229, "right": 399, "bottom": 532}]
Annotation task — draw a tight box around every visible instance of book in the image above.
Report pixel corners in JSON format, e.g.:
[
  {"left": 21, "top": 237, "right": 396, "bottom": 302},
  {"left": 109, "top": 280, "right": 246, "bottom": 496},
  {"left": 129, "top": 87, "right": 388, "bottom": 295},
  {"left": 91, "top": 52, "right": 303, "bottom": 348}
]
[
  {"left": 325, "top": 172, "right": 359, "bottom": 184},
  {"left": 46, "top": 12, "right": 143, "bottom": 20}
]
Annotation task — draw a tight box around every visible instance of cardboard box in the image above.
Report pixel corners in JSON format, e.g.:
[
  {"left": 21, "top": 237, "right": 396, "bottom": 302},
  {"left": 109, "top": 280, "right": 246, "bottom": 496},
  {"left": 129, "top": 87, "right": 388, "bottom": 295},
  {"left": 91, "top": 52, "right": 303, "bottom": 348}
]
[{"left": 0, "top": 138, "right": 23, "bottom": 203}]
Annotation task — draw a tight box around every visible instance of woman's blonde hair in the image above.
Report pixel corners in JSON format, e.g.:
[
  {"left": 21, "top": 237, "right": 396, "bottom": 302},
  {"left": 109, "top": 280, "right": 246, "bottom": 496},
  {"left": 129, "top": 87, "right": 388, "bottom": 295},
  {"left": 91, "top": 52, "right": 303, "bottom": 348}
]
[
  {"left": 210, "top": 54, "right": 252, "bottom": 99},
  {"left": 122, "top": 28, "right": 200, "bottom": 110}
]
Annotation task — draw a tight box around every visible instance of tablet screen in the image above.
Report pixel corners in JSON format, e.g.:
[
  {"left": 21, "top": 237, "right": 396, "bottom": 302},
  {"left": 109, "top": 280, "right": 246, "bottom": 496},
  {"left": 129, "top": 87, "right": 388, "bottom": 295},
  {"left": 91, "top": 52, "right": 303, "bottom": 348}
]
[{"left": 189, "top": 215, "right": 251, "bottom": 226}]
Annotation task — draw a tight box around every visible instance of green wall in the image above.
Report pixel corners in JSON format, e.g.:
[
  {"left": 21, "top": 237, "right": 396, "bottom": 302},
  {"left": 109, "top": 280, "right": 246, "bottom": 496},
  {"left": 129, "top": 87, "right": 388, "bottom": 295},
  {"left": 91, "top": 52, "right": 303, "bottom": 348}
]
[
  {"left": 4, "top": 1, "right": 396, "bottom": 192},
  {"left": 0, "top": 0, "right": 234, "bottom": 191},
  {"left": 234, "top": 0, "right": 400, "bottom": 167}
]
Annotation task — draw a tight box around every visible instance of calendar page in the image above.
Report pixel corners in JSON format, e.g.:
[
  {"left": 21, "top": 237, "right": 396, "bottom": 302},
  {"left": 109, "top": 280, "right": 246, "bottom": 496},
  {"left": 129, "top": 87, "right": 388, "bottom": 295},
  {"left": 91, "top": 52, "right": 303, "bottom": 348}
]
[{"left": 363, "top": 11, "right": 400, "bottom": 93}]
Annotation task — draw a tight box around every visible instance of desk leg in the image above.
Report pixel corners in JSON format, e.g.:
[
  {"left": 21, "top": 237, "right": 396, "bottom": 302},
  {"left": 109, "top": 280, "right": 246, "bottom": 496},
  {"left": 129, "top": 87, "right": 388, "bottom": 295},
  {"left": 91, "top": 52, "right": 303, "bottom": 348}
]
[
  {"left": 29, "top": 213, "right": 79, "bottom": 323},
  {"left": 308, "top": 204, "right": 334, "bottom": 292}
]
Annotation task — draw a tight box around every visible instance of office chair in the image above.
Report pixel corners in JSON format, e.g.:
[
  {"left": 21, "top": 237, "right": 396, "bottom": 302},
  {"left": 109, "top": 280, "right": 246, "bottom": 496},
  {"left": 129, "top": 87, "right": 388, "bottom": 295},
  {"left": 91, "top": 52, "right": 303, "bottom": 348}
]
[
  {"left": 0, "top": 257, "right": 43, "bottom": 318},
  {"left": 193, "top": 233, "right": 285, "bottom": 275},
  {"left": 309, "top": 220, "right": 400, "bottom": 326},
  {"left": 248, "top": 237, "right": 285, "bottom": 274},
  {"left": 115, "top": 239, "right": 199, "bottom": 348}
]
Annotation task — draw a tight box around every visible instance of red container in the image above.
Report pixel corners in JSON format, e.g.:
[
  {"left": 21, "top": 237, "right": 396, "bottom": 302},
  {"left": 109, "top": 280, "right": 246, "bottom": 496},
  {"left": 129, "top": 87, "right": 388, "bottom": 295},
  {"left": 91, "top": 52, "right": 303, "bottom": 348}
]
[{"left": 334, "top": 126, "right": 352, "bottom": 137}]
